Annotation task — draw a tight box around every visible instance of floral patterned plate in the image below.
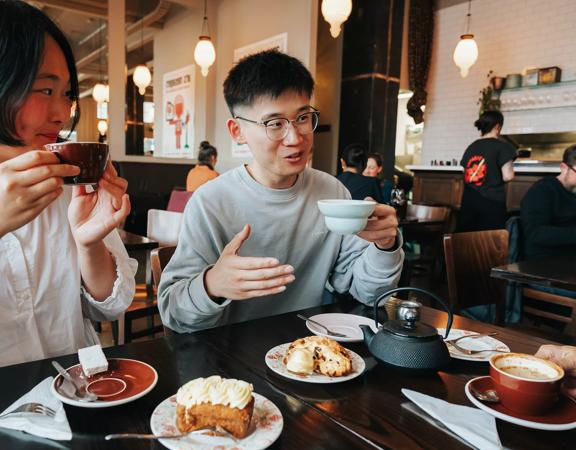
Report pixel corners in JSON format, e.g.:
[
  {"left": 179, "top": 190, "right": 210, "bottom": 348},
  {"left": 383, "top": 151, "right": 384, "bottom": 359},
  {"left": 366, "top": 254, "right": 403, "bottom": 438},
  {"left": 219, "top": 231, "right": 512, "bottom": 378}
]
[
  {"left": 265, "top": 343, "right": 365, "bottom": 383},
  {"left": 150, "top": 392, "right": 283, "bottom": 450}
]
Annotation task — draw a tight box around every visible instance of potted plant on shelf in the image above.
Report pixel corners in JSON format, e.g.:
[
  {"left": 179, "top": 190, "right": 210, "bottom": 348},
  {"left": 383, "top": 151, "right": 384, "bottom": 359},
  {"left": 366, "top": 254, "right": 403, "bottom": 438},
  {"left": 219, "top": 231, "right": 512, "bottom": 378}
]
[{"left": 477, "top": 70, "right": 501, "bottom": 116}]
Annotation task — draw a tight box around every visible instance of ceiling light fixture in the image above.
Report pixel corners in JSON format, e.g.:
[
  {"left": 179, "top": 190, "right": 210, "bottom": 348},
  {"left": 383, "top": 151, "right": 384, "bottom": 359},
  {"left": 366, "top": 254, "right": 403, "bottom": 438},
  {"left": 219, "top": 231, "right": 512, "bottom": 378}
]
[
  {"left": 133, "top": 0, "right": 152, "bottom": 95},
  {"left": 194, "top": 0, "right": 216, "bottom": 77},
  {"left": 97, "top": 119, "right": 108, "bottom": 135},
  {"left": 321, "top": 0, "right": 352, "bottom": 38},
  {"left": 453, "top": 0, "right": 478, "bottom": 78},
  {"left": 92, "top": 19, "right": 108, "bottom": 103}
]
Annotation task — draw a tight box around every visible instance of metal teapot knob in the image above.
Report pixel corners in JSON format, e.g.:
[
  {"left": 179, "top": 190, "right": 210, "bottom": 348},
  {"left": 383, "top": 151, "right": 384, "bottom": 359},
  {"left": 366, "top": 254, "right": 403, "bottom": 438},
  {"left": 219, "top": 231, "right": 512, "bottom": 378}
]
[{"left": 398, "top": 300, "right": 421, "bottom": 329}]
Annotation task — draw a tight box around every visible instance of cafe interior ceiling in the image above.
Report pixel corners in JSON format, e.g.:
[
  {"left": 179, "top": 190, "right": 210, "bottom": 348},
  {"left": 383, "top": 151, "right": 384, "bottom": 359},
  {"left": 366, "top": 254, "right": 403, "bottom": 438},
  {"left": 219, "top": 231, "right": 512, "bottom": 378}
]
[{"left": 27, "top": 0, "right": 201, "bottom": 98}]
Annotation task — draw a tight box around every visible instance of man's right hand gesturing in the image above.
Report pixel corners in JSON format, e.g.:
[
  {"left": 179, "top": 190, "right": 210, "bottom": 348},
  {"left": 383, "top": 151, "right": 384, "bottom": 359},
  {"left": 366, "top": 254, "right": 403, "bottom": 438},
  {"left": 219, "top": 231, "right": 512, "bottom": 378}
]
[{"left": 204, "top": 224, "right": 295, "bottom": 301}]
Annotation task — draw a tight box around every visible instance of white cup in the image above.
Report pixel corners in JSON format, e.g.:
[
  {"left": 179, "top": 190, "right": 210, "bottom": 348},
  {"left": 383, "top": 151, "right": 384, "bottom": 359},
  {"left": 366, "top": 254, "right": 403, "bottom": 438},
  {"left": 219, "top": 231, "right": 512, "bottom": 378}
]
[{"left": 317, "top": 199, "right": 376, "bottom": 234}]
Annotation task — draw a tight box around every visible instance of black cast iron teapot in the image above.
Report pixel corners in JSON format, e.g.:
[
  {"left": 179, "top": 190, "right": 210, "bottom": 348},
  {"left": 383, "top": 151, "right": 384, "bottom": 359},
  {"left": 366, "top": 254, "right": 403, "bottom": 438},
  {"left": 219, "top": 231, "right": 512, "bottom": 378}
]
[{"left": 360, "top": 287, "right": 453, "bottom": 372}]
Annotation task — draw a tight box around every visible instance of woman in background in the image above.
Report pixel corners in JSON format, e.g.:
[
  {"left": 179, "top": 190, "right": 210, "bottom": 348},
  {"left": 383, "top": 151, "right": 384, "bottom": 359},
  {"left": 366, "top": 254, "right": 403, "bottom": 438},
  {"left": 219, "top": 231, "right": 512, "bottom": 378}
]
[
  {"left": 186, "top": 140, "right": 219, "bottom": 192},
  {"left": 0, "top": 0, "right": 136, "bottom": 367},
  {"left": 363, "top": 153, "right": 394, "bottom": 203},
  {"left": 458, "top": 110, "right": 516, "bottom": 231},
  {"left": 337, "top": 143, "right": 383, "bottom": 202}
]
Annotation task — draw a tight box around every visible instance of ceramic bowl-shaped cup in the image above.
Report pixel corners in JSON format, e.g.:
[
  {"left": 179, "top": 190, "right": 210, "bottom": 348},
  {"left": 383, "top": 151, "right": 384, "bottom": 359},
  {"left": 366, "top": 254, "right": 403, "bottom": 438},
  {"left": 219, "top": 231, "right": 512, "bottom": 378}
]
[
  {"left": 317, "top": 199, "right": 376, "bottom": 235},
  {"left": 45, "top": 142, "right": 108, "bottom": 185},
  {"left": 489, "top": 353, "right": 564, "bottom": 415}
]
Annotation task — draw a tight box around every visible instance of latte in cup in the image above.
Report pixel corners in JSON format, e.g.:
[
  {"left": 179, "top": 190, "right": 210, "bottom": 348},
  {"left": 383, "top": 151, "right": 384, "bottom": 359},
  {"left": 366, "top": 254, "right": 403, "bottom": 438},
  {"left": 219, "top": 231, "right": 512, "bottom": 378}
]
[{"left": 489, "top": 353, "right": 564, "bottom": 415}]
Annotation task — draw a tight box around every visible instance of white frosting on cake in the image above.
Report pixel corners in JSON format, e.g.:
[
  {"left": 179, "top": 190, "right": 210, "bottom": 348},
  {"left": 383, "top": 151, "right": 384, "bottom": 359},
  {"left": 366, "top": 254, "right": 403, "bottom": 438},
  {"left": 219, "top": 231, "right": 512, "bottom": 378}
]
[
  {"left": 176, "top": 376, "right": 253, "bottom": 409},
  {"left": 78, "top": 344, "right": 108, "bottom": 377}
]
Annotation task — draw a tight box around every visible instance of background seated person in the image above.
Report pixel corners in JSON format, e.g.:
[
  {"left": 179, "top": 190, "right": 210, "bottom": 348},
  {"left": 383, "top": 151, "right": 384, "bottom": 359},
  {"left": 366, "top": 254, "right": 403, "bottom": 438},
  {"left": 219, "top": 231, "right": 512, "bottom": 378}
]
[
  {"left": 186, "top": 140, "right": 219, "bottom": 192},
  {"left": 337, "top": 143, "right": 383, "bottom": 203},
  {"left": 158, "top": 50, "right": 403, "bottom": 333},
  {"left": 363, "top": 153, "right": 394, "bottom": 203},
  {"left": 521, "top": 145, "right": 576, "bottom": 260}
]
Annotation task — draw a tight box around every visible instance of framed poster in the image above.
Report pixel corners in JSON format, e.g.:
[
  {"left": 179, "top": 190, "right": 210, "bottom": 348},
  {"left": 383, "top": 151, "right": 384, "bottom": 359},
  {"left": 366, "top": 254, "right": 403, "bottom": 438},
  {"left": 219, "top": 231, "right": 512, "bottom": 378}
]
[
  {"left": 231, "top": 33, "right": 288, "bottom": 158},
  {"left": 161, "top": 65, "right": 195, "bottom": 158}
]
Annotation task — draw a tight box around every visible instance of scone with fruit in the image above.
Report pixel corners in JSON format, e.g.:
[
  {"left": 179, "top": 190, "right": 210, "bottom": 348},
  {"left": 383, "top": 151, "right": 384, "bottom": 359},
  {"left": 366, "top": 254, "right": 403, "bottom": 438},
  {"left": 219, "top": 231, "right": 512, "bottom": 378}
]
[
  {"left": 176, "top": 376, "right": 254, "bottom": 438},
  {"left": 283, "top": 336, "right": 352, "bottom": 377}
]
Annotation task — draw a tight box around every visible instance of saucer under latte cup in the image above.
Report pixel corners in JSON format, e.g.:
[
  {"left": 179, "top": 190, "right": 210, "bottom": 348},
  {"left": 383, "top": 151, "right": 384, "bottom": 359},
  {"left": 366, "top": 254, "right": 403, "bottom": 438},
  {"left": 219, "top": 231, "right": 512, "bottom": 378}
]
[
  {"left": 317, "top": 199, "right": 376, "bottom": 234},
  {"left": 45, "top": 142, "right": 109, "bottom": 185},
  {"left": 489, "top": 352, "right": 564, "bottom": 415}
]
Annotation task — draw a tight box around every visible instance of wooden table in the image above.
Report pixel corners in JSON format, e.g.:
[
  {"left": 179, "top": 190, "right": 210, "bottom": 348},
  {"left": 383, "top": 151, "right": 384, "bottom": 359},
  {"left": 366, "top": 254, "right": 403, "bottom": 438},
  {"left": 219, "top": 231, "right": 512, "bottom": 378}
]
[
  {"left": 117, "top": 229, "right": 159, "bottom": 252},
  {"left": 491, "top": 253, "right": 576, "bottom": 292},
  {"left": 0, "top": 301, "right": 572, "bottom": 449}
]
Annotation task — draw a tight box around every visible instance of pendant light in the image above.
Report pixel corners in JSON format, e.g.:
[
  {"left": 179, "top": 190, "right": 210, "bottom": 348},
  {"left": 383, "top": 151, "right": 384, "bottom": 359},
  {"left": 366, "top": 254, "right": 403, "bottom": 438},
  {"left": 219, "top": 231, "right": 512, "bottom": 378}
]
[
  {"left": 92, "top": 19, "right": 108, "bottom": 103},
  {"left": 453, "top": 0, "right": 478, "bottom": 78},
  {"left": 194, "top": 0, "right": 216, "bottom": 77},
  {"left": 321, "top": 0, "right": 352, "bottom": 38},
  {"left": 97, "top": 119, "right": 108, "bottom": 135},
  {"left": 133, "top": 0, "right": 152, "bottom": 95}
]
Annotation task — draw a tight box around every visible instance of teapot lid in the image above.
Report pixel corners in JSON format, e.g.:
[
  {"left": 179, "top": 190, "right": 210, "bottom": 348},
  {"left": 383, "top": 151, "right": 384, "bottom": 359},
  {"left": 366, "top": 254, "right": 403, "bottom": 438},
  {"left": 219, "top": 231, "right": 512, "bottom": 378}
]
[
  {"left": 382, "top": 320, "right": 439, "bottom": 339},
  {"left": 382, "top": 300, "right": 439, "bottom": 338}
]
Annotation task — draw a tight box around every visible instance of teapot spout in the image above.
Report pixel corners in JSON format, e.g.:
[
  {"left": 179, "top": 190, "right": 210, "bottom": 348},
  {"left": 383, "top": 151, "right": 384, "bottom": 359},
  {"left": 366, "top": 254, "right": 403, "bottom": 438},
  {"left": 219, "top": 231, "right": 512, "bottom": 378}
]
[{"left": 360, "top": 324, "right": 375, "bottom": 347}]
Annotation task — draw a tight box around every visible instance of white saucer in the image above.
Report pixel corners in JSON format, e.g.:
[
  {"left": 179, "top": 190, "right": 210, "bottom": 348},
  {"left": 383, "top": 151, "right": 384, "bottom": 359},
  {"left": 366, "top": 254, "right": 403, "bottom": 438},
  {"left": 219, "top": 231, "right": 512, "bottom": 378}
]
[
  {"left": 437, "top": 328, "right": 510, "bottom": 362},
  {"left": 265, "top": 343, "right": 365, "bottom": 383},
  {"left": 150, "top": 392, "right": 283, "bottom": 450},
  {"left": 305, "top": 313, "right": 378, "bottom": 343}
]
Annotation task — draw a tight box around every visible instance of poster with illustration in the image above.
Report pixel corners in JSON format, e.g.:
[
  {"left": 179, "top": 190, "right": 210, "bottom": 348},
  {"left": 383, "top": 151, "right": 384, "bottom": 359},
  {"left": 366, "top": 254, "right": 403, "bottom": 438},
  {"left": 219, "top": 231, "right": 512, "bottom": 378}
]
[
  {"left": 162, "top": 65, "right": 195, "bottom": 157},
  {"left": 231, "top": 33, "right": 288, "bottom": 158}
]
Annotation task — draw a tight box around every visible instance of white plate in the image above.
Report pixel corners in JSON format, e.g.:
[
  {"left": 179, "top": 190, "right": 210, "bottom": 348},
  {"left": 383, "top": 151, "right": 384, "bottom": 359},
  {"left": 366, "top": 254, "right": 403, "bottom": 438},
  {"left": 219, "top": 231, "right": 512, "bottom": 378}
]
[
  {"left": 465, "top": 377, "right": 576, "bottom": 431},
  {"left": 305, "top": 313, "right": 378, "bottom": 343},
  {"left": 51, "top": 358, "right": 158, "bottom": 408},
  {"left": 265, "top": 343, "right": 365, "bottom": 383},
  {"left": 150, "top": 392, "right": 283, "bottom": 450},
  {"left": 437, "top": 328, "right": 510, "bottom": 362}
]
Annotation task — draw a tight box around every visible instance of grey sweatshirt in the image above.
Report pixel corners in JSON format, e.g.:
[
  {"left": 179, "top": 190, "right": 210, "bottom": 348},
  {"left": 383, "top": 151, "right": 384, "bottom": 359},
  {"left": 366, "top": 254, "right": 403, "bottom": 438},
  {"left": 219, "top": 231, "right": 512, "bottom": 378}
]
[{"left": 158, "top": 165, "right": 404, "bottom": 332}]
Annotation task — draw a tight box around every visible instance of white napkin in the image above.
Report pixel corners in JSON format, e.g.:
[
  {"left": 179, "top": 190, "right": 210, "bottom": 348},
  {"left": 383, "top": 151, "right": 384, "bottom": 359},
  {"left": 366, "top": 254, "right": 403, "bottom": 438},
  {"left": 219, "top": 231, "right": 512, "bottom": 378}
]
[
  {"left": 0, "top": 377, "right": 71, "bottom": 441},
  {"left": 402, "top": 389, "right": 501, "bottom": 450}
]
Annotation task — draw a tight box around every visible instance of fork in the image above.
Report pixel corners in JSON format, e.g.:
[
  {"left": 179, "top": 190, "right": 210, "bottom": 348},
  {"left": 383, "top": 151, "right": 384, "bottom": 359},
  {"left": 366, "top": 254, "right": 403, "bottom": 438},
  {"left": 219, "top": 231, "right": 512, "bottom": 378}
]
[
  {"left": 296, "top": 314, "right": 348, "bottom": 338},
  {"left": 105, "top": 425, "right": 239, "bottom": 442},
  {"left": 444, "top": 332, "right": 499, "bottom": 345},
  {"left": 0, "top": 402, "right": 56, "bottom": 420}
]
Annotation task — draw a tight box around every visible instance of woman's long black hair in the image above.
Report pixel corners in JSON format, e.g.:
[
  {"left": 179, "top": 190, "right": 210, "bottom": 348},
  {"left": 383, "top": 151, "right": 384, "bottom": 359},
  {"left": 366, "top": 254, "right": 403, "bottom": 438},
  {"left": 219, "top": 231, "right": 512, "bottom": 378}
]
[{"left": 0, "top": 0, "right": 80, "bottom": 145}]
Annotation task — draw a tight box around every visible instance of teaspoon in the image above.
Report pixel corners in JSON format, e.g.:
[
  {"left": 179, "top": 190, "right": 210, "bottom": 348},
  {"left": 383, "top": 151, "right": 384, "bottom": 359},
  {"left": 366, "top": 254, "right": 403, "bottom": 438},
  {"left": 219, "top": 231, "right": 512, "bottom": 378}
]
[{"left": 469, "top": 384, "right": 500, "bottom": 403}]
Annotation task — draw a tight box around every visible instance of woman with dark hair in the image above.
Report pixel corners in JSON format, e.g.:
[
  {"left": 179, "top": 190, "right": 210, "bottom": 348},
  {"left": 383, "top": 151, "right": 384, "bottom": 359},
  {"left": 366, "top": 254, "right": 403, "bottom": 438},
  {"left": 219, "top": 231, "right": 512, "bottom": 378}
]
[
  {"left": 186, "top": 140, "right": 219, "bottom": 192},
  {"left": 0, "top": 0, "right": 136, "bottom": 366},
  {"left": 458, "top": 110, "right": 516, "bottom": 231},
  {"left": 337, "top": 143, "right": 383, "bottom": 202},
  {"left": 363, "top": 153, "right": 394, "bottom": 203}
]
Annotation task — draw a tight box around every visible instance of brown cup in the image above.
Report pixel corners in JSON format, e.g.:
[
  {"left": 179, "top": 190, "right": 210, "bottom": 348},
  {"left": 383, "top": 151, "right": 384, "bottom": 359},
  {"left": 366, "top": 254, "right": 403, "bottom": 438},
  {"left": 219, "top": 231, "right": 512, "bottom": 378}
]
[
  {"left": 489, "top": 352, "right": 564, "bottom": 415},
  {"left": 45, "top": 142, "right": 109, "bottom": 185}
]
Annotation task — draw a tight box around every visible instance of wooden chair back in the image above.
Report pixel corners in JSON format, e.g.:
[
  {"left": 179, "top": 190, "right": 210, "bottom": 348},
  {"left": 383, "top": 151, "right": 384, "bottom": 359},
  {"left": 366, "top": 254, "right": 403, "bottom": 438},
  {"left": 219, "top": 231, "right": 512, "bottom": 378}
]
[
  {"left": 407, "top": 204, "right": 450, "bottom": 222},
  {"left": 147, "top": 209, "right": 183, "bottom": 247},
  {"left": 443, "top": 230, "right": 509, "bottom": 324},
  {"left": 150, "top": 246, "right": 177, "bottom": 289}
]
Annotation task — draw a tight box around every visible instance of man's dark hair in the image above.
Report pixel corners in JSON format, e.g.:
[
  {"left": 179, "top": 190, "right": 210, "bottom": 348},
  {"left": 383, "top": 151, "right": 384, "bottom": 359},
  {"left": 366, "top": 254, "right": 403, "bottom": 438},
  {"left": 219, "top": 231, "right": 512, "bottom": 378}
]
[
  {"left": 223, "top": 50, "right": 314, "bottom": 116},
  {"left": 0, "top": 0, "right": 80, "bottom": 146},
  {"left": 342, "top": 143, "right": 368, "bottom": 171},
  {"left": 198, "top": 140, "right": 217, "bottom": 169},
  {"left": 562, "top": 144, "right": 576, "bottom": 167},
  {"left": 474, "top": 110, "right": 504, "bottom": 135}
]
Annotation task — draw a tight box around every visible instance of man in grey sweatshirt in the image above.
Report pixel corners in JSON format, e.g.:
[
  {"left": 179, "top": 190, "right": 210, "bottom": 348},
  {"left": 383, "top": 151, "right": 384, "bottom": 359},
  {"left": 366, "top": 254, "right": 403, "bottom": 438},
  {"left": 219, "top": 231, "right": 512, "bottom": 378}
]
[{"left": 158, "top": 50, "right": 404, "bottom": 333}]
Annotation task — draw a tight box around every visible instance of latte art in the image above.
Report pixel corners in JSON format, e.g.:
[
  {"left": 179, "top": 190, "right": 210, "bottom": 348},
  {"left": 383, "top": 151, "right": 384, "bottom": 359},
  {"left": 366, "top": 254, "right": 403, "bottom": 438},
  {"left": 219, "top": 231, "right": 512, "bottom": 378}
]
[{"left": 501, "top": 365, "right": 552, "bottom": 380}]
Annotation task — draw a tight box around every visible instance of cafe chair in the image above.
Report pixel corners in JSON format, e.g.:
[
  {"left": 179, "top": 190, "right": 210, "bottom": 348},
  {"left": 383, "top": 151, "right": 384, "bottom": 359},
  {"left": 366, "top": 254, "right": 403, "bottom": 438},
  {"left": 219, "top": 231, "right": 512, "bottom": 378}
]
[
  {"left": 403, "top": 204, "right": 451, "bottom": 281},
  {"left": 443, "top": 230, "right": 508, "bottom": 325},
  {"left": 506, "top": 216, "right": 576, "bottom": 339},
  {"left": 167, "top": 188, "right": 193, "bottom": 213},
  {"left": 150, "top": 246, "right": 177, "bottom": 336}
]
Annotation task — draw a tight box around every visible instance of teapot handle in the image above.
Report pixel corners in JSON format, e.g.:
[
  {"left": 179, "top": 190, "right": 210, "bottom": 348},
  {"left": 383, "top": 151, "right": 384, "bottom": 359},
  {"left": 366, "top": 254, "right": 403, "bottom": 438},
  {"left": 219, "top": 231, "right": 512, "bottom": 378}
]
[{"left": 373, "top": 287, "right": 453, "bottom": 339}]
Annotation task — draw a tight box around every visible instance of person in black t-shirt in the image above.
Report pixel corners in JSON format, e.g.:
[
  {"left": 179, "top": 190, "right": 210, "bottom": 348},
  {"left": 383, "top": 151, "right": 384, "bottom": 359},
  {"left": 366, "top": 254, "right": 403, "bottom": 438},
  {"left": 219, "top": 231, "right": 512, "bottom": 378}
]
[
  {"left": 337, "top": 143, "right": 383, "bottom": 203},
  {"left": 458, "top": 111, "right": 516, "bottom": 231},
  {"left": 521, "top": 145, "right": 576, "bottom": 259}
]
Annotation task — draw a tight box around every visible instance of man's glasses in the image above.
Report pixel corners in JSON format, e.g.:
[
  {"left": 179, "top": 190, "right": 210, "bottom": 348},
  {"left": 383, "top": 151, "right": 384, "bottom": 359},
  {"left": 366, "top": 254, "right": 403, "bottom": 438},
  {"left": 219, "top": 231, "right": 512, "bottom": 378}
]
[
  {"left": 235, "top": 109, "right": 320, "bottom": 141},
  {"left": 568, "top": 165, "right": 576, "bottom": 175}
]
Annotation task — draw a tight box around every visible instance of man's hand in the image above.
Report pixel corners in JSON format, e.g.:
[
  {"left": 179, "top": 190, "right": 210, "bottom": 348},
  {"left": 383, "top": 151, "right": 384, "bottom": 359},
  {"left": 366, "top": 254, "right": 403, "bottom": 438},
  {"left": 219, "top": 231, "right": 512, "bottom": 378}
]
[
  {"left": 357, "top": 198, "right": 398, "bottom": 249},
  {"left": 204, "top": 224, "right": 295, "bottom": 300},
  {"left": 535, "top": 344, "right": 576, "bottom": 398},
  {"left": 0, "top": 150, "right": 80, "bottom": 237}
]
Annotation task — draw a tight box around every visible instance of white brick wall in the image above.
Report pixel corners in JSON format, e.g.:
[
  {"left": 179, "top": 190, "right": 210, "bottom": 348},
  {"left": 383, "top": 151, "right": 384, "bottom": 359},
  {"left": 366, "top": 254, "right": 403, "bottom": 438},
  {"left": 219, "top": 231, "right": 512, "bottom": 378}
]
[{"left": 422, "top": 0, "right": 576, "bottom": 164}]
